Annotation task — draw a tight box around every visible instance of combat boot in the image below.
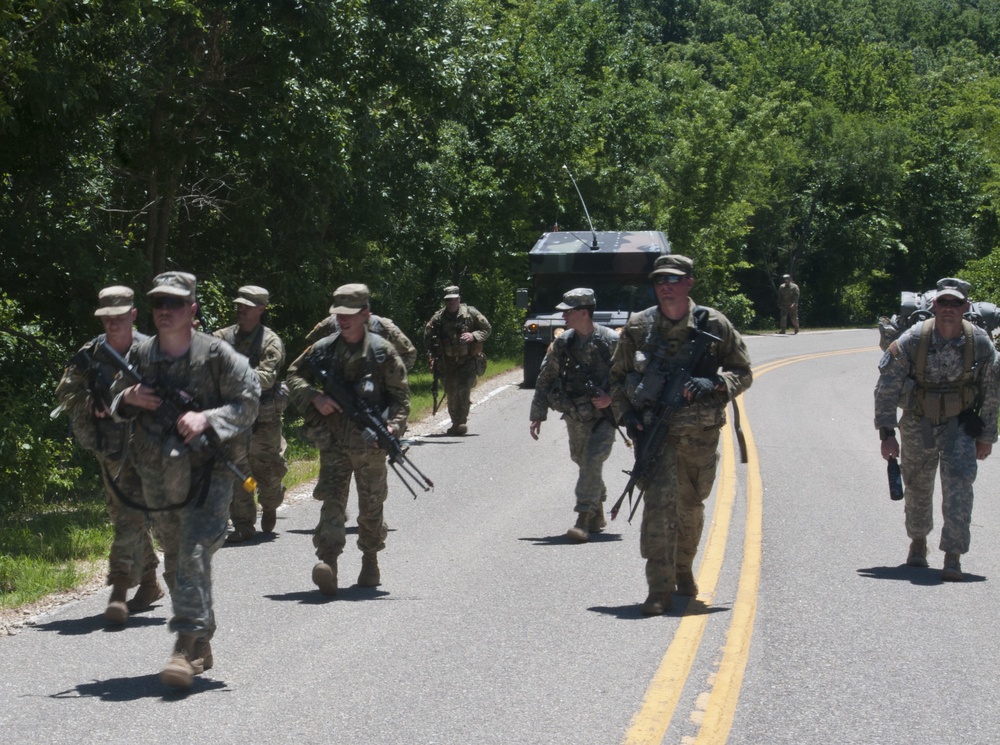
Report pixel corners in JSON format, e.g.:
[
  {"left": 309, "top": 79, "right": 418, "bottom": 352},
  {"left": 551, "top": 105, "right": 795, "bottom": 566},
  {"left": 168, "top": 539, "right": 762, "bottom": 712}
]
[
  {"left": 675, "top": 565, "right": 699, "bottom": 597},
  {"left": 261, "top": 508, "right": 277, "bottom": 533},
  {"left": 312, "top": 560, "right": 338, "bottom": 596},
  {"left": 160, "top": 635, "right": 201, "bottom": 689},
  {"left": 193, "top": 637, "right": 213, "bottom": 672},
  {"left": 358, "top": 553, "right": 381, "bottom": 587},
  {"left": 567, "top": 512, "right": 590, "bottom": 542},
  {"left": 590, "top": 508, "right": 607, "bottom": 533},
  {"left": 640, "top": 592, "right": 671, "bottom": 616},
  {"left": 226, "top": 524, "right": 256, "bottom": 543},
  {"left": 104, "top": 579, "right": 130, "bottom": 625},
  {"left": 942, "top": 552, "right": 965, "bottom": 582},
  {"left": 127, "top": 568, "right": 165, "bottom": 612},
  {"left": 906, "top": 538, "right": 929, "bottom": 568}
]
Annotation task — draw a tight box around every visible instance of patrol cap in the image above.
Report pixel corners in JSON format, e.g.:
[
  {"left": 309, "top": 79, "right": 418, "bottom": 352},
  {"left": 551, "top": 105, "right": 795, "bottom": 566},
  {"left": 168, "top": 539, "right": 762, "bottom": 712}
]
[
  {"left": 94, "top": 286, "right": 135, "bottom": 317},
  {"left": 556, "top": 288, "right": 596, "bottom": 310},
  {"left": 935, "top": 277, "right": 970, "bottom": 302},
  {"left": 443, "top": 285, "right": 461, "bottom": 300},
  {"left": 782, "top": 274, "right": 791, "bottom": 280},
  {"left": 330, "top": 283, "right": 370, "bottom": 315},
  {"left": 234, "top": 285, "right": 269, "bottom": 307},
  {"left": 148, "top": 271, "right": 196, "bottom": 299},
  {"left": 649, "top": 254, "right": 693, "bottom": 278}
]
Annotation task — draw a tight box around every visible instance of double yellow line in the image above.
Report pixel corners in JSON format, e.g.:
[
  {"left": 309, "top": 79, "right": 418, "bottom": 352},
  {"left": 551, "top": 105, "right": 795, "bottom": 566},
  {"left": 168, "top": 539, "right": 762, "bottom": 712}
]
[{"left": 622, "top": 346, "right": 876, "bottom": 744}]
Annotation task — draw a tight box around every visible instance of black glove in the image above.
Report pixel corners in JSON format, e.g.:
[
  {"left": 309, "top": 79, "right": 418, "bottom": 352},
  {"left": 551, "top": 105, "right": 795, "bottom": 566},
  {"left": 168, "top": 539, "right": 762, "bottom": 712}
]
[
  {"left": 684, "top": 376, "right": 719, "bottom": 401},
  {"left": 623, "top": 411, "right": 642, "bottom": 441}
]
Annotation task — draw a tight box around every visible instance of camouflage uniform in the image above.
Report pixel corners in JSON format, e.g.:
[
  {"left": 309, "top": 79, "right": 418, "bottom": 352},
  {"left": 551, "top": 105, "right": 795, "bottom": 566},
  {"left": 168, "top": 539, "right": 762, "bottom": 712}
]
[
  {"left": 214, "top": 322, "right": 288, "bottom": 531},
  {"left": 55, "top": 331, "right": 158, "bottom": 588},
  {"left": 530, "top": 325, "right": 619, "bottom": 518},
  {"left": 425, "top": 289, "right": 492, "bottom": 431},
  {"left": 611, "top": 300, "right": 752, "bottom": 597},
  {"left": 777, "top": 279, "right": 800, "bottom": 333},
  {"left": 305, "top": 313, "right": 417, "bottom": 371},
  {"left": 113, "top": 332, "right": 260, "bottom": 639},
  {"left": 286, "top": 331, "right": 409, "bottom": 566},
  {"left": 874, "top": 319, "right": 999, "bottom": 555}
]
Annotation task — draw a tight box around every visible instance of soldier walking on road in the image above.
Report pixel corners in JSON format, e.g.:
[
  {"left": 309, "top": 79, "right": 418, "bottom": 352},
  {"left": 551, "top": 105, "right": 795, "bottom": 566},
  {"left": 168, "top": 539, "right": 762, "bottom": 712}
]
[
  {"left": 425, "top": 285, "right": 491, "bottom": 435},
  {"left": 111, "top": 272, "right": 260, "bottom": 689},
  {"left": 874, "top": 277, "right": 999, "bottom": 581},
  {"left": 305, "top": 295, "right": 418, "bottom": 371},
  {"left": 610, "top": 255, "right": 752, "bottom": 616},
  {"left": 777, "top": 274, "right": 800, "bottom": 334},
  {"left": 529, "top": 289, "right": 619, "bottom": 542},
  {"left": 214, "top": 286, "right": 289, "bottom": 541},
  {"left": 55, "top": 286, "right": 163, "bottom": 625},
  {"left": 286, "top": 284, "right": 410, "bottom": 596}
]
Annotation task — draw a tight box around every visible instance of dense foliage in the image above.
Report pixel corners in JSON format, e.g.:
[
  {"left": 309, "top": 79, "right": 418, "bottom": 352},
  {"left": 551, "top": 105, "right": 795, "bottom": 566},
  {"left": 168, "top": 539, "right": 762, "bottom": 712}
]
[{"left": 3, "top": 0, "right": 1000, "bottom": 514}]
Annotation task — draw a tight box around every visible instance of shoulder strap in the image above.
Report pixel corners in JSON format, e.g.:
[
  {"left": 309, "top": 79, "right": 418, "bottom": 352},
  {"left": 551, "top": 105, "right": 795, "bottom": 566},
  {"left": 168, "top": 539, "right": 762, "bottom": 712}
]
[
  {"left": 915, "top": 318, "right": 935, "bottom": 382},
  {"left": 962, "top": 320, "right": 976, "bottom": 381}
]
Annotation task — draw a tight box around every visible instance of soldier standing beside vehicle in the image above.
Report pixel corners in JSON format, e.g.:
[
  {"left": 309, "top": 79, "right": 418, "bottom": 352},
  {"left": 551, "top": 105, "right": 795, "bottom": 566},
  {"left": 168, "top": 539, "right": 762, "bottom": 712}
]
[
  {"left": 425, "top": 285, "right": 492, "bottom": 435},
  {"left": 55, "top": 286, "right": 163, "bottom": 625},
  {"left": 214, "top": 285, "right": 288, "bottom": 541},
  {"left": 777, "top": 274, "right": 800, "bottom": 334},
  {"left": 112, "top": 271, "right": 260, "bottom": 689},
  {"left": 286, "top": 283, "right": 410, "bottom": 596},
  {"left": 610, "top": 255, "right": 752, "bottom": 616},
  {"left": 529, "top": 288, "right": 619, "bottom": 542},
  {"left": 875, "top": 277, "right": 999, "bottom": 581}
]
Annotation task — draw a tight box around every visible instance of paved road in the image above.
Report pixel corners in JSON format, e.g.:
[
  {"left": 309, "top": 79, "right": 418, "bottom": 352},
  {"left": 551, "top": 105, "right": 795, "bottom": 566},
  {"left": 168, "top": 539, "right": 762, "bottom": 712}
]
[{"left": 2, "top": 328, "right": 999, "bottom": 744}]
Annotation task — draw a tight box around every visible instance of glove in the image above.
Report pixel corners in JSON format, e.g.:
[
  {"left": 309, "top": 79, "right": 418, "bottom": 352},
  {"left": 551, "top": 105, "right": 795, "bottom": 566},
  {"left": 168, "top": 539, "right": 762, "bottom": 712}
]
[
  {"left": 623, "top": 411, "right": 642, "bottom": 441},
  {"left": 684, "top": 376, "right": 719, "bottom": 401}
]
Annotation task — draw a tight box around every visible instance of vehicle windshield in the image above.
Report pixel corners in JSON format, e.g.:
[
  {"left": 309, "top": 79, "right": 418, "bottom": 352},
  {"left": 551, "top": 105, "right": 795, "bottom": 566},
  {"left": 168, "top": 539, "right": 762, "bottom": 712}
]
[{"left": 529, "top": 276, "right": 655, "bottom": 314}]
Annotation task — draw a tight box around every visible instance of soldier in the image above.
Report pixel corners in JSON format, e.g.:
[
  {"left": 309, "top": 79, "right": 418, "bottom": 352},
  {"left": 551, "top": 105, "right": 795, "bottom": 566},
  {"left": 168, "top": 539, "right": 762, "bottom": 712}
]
[
  {"left": 777, "top": 274, "right": 800, "bottom": 334},
  {"left": 214, "top": 286, "right": 289, "bottom": 541},
  {"left": 875, "top": 277, "right": 999, "bottom": 581},
  {"left": 424, "top": 285, "right": 492, "bottom": 435},
  {"left": 111, "top": 271, "right": 260, "bottom": 689},
  {"left": 54, "top": 286, "right": 163, "bottom": 625},
  {"left": 305, "top": 300, "right": 417, "bottom": 371},
  {"left": 528, "top": 288, "right": 619, "bottom": 542},
  {"left": 610, "top": 255, "right": 752, "bottom": 616},
  {"left": 286, "top": 283, "right": 410, "bottom": 596}
]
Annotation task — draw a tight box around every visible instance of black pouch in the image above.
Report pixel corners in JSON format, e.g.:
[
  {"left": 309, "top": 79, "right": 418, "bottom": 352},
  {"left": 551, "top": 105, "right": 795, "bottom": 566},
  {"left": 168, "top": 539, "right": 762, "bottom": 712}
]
[{"left": 958, "top": 408, "right": 984, "bottom": 439}]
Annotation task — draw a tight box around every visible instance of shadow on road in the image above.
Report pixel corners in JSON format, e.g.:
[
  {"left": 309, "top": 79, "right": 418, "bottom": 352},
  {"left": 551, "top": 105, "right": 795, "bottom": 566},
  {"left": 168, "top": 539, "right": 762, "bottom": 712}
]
[
  {"left": 50, "top": 674, "right": 227, "bottom": 701},
  {"left": 519, "top": 533, "right": 623, "bottom": 546},
  {"left": 265, "top": 587, "right": 391, "bottom": 604},
  {"left": 857, "top": 565, "right": 986, "bottom": 585},
  {"left": 588, "top": 596, "right": 731, "bottom": 620},
  {"left": 31, "top": 613, "right": 166, "bottom": 635}
]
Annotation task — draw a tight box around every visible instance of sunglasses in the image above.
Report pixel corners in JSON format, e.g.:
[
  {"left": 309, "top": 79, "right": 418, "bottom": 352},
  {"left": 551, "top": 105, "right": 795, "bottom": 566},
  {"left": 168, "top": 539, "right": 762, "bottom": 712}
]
[
  {"left": 654, "top": 274, "right": 687, "bottom": 285},
  {"left": 151, "top": 296, "right": 189, "bottom": 310},
  {"left": 935, "top": 297, "right": 965, "bottom": 308}
]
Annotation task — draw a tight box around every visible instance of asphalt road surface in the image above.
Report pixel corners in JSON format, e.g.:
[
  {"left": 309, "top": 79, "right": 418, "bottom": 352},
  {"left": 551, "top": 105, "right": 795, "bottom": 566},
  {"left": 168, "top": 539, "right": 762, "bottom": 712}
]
[{"left": 3, "top": 328, "right": 1000, "bottom": 744}]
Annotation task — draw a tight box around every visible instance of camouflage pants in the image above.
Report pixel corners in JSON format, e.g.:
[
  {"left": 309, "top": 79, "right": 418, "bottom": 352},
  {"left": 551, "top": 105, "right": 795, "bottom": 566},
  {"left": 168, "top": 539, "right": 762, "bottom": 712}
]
[
  {"left": 101, "top": 456, "right": 158, "bottom": 585},
  {"left": 313, "top": 444, "right": 389, "bottom": 563},
  {"left": 441, "top": 356, "right": 478, "bottom": 426},
  {"left": 565, "top": 416, "right": 615, "bottom": 515},
  {"left": 899, "top": 414, "right": 978, "bottom": 554},
  {"left": 230, "top": 418, "right": 288, "bottom": 529},
  {"left": 134, "top": 454, "right": 233, "bottom": 639},
  {"left": 780, "top": 305, "right": 799, "bottom": 331}
]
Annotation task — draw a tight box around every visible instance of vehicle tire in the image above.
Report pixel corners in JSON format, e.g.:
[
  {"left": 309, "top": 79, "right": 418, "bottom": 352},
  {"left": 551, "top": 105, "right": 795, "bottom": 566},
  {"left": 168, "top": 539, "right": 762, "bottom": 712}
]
[{"left": 522, "top": 342, "right": 547, "bottom": 388}]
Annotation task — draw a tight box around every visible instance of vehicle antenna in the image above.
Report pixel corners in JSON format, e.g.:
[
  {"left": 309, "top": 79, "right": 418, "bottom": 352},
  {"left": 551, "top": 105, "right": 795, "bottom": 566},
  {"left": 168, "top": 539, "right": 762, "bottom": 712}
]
[{"left": 562, "top": 164, "right": 599, "bottom": 250}]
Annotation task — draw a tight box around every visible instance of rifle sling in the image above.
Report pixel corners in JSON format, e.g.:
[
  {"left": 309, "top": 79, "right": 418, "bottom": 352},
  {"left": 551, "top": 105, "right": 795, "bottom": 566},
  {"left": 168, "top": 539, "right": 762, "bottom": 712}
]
[{"left": 104, "top": 458, "right": 215, "bottom": 513}]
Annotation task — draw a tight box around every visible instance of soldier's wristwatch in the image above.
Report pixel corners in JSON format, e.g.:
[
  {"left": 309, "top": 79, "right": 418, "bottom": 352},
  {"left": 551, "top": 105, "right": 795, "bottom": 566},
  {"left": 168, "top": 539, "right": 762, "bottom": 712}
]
[{"left": 879, "top": 427, "right": 896, "bottom": 441}]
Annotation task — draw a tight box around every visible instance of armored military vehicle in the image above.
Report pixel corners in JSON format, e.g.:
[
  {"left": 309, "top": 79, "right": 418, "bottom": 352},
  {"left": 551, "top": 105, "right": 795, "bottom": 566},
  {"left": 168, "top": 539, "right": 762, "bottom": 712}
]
[{"left": 515, "top": 230, "right": 671, "bottom": 386}]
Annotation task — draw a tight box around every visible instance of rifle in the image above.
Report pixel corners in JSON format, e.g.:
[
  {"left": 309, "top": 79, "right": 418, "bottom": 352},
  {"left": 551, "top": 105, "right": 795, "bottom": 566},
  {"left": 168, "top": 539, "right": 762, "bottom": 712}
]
[
  {"left": 96, "top": 340, "right": 258, "bottom": 495},
  {"left": 562, "top": 338, "right": 631, "bottom": 449},
  {"left": 609, "top": 325, "right": 722, "bottom": 522},
  {"left": 304, "top": 352, "right": 433, "bottom": 498},
  {"left": 431, "top": 357, "right": 445, "bottom": 415}
]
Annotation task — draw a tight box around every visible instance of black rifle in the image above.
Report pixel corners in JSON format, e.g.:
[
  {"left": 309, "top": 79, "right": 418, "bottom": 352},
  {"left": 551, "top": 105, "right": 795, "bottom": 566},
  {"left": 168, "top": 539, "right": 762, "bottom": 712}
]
[
  {"left": 562, "top": 339, "right": 632, "bottom": 449},
  {"left": 69, "top": 338, "right": 116, "bottom": 411},
  {"left": 431, "top": 357, "right": 445, "bottom": 415},
  {"left": 609, "top": 326, "right": 722, "bottom": 522},
  {"left": 304, "top": 352, "right": 433, "bottom": 498},
  {"left": 96, "top": 340, "right": 258, "bottom": 495}
]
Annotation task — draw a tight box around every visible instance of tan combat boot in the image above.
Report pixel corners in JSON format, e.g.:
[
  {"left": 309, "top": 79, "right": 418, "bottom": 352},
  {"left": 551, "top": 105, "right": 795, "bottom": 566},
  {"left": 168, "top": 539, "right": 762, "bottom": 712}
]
[
  {"left": 127, "top": 569, "right": 165, "bottom": 612},
  {"left": 160, "top": 635, "right": 203, "bottom": 689},
  {"left": 906, "top": 538, "right": 929, "bottom": 568},
  {"left": 590, "top": 508, "right": 607, "bottom": 533},
  {"left": 942, "top": 552, "right": 964, "bottom": 582},
  {"left": 104, "top": 579, "right": 130, "bottom": 625},
  {"left": 358, "top": 553, "right": 381, "bottom": 587},
  {"left": 641, "top": 592, "right": 672, "bottom": 616},
  {"left": 193, "top": 637, "right": 213, "bottom": 672},
  {"left": 226, "top": 524, "right": 256, "bottom": 543},
  {"left": 675, "top": 565, "right": 699, "bottom": 597},
  {"left": 261, "top": 508, "right": 277, "bottom": 533},
  {"left": 567, "top": 512, "right": 590, "bottom": 542},
  {"left": 312, "top": 561, "right": 338, "bottom": 596}
]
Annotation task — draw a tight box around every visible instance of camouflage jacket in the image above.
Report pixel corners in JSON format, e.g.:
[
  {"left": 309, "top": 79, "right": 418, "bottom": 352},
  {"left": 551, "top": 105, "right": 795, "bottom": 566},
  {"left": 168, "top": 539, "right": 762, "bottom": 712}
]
[
  {"left": 286, "top": 330, "right": 410, "bottom": 447},
  {"left": 424, "top": 304, "right": 492, "bottom": 358},
  {"left": 777, "top": 282, "right": 800, "bottom": 308},
  {"left": 111, "top": 332, "right": 261, "bottom": 465},
  {"left": 610, "top": 301, "right": 753, "bottom": 433},
  {"left": 55, "top": 331, "right": 148, "bottom": 458},
  {"left": 874, "top": 319, "right": 999, "bottom": 442},
  {"left": 530, "top": 325, "right": 618, "bottom": 423},
  {"left": 214, "top": 324, "right": 285, "bottom": 392},
  {"left": 305, "top": 314, "right": 417, "bottom": 371}
]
